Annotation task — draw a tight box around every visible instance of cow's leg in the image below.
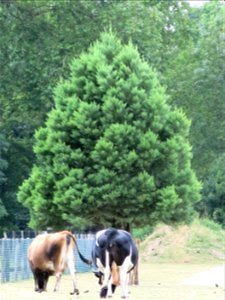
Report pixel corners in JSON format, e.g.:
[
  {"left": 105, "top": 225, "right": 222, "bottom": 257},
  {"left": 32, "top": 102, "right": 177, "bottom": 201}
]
[
  {"left": 100, "top": 270, "right": 111, "bottom": 298},
  {"left": 33, "top": 269, "right": 45, "bottom": 292},
  {"left": 106, "top": 274, "right": 113, "bottom": 297},
  {"left": 119, "top": 268, "right": 129, "bottom": 299},
  {"left": 104, "top": 252, "right": 111, "bottom": 298},
  {"left": 100, "top": 251, "right": 111, "bottom": 298},
  {"left": 53, "top": 242, "right": 67, "bottom": 293},
  {"left": 67, "top": 252, "right": 79, "bottom": 295},
  {"left": 108, "top": 262, "right": 119, "bottom": 297},
  {"left": 32, "top": 269, "right": 41, "bottom": 292},
  {"left": 43, "top": 272, "right": 50, "bottom": 291},
  {"left": 30, "top": 265, "right": 39, "bottom": 292},
  {"left": 120, "top": 256, "right": 133, "bottom": 299},
  {"left": 103, "top": 251, "right": 110, "bottom": 286},
  {"left": 53, "top": 272, "right": 62, "bottom": 292},
  {"left": 33, "top": 272, "right": 39, "bottom": 292}
]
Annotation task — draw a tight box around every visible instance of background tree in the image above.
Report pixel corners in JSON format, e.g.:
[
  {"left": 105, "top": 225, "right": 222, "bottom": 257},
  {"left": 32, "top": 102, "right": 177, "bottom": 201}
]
[
  {"left": 200, "top": 154, "right": 225, "bottom": 227},
  {"left": 1, "top": 0, "right": 224, "bottom": 229},
  {"left": 191, "top": 1, "right": 225, "bottom": 178},
  {"left": 167, "top": 1, "right": 225, "bottom": 179},
  {"left": 0, "top": 0, "right": 195, "bottom": 230},
  {"left": 0, "top": 0, "right": 108, "bottom": 229},
  {"left": 0, "top": 134, "right": 8, "bottom": 223},
  {"left": 164, "top": 1, "right": 225, "bottom": 227},
  {"left": 195, "top": 1, "right": 225, "bottom": 225},
  {"left": 18, "top": 33, "right": 201, "bottom": 230}
]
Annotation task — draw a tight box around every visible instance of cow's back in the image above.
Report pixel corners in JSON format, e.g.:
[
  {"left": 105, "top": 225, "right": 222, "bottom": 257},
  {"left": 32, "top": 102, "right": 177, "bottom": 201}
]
[
  {"left": 93, "top": 228, "right": 138, "bottom": 268},
  {"left": 28, "top": 231, "right": 73, "bottom": 272},
  {"left": 109, "top": 230, "right": 138, "bottom": 267}
]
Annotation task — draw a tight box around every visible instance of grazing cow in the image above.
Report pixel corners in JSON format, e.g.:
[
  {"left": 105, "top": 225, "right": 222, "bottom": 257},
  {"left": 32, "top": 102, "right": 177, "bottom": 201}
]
[
  {"left": 92, "top": 228, "right": 138, "bottom": 298},
  {"left": 28, "top": 230, "right": 91, "bottom": 295}
]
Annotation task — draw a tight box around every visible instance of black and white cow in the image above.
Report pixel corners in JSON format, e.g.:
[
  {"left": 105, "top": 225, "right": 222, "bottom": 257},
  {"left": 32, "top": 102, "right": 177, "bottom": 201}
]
[{"left": 92, "top": 228, "right": 138, "bottom": 298}]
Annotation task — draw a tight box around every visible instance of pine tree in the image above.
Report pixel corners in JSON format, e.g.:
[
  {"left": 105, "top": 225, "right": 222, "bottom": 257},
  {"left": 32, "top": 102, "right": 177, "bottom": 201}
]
[{"left": 18, "top": 33, "right": 201, "bottom": 230}]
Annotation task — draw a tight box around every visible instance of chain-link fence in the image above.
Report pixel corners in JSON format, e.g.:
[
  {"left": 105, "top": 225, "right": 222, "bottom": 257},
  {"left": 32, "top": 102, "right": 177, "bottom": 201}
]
[{"left": 0, "top": 235, "right": 94, "bottom": 283}]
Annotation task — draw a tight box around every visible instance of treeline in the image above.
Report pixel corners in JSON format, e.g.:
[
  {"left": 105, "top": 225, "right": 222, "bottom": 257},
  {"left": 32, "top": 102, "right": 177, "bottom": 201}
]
[{"left": 0, "top": 0, "right": 224, "bottom": 230}]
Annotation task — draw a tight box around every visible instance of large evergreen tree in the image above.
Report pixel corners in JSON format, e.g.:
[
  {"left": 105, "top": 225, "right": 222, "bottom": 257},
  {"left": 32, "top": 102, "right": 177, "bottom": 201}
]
[
  {"left": 18, "top": 33, "right": 200, "bottom": 230},
  {"left": 0, "top": 0, "right": 198, "bottom": 230}
]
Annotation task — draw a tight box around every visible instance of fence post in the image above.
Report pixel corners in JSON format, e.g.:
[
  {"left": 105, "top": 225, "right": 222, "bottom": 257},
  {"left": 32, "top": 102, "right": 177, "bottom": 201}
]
[
  {"left": 2, "top": 239, "right": 10, "bottom": 282},
  {"left": 0, "top": 239, "right": 2, "bottom": 282}
]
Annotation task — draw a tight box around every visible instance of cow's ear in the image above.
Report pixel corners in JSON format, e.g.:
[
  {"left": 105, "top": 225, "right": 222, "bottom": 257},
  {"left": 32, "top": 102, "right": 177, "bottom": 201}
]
[
  {"left": 93, "top": 271, "right": 103, "bottom": 285},
  {"left": 94, "top": 271, "right": 101, "bottom": 278}
]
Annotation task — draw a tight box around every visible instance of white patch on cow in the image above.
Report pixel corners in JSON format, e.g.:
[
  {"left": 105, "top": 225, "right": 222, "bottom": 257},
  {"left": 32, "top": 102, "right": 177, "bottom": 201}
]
[
  {"left": 66, "top": 247, "right": 77, "bottom": 292},
  {"left": 119, "top": 247, "right": 134, "bottom": 298},
  {"left": 103, "top": 250, "right": 110, "bottom": 283},
  {"left": 95, "top": 229, "right": 106, "bottom": 247},
  {"left": 44, "top": 261, "right": 55, "bottom": 272},
  {"left": 103, "top": 250, "right": 113, "bottom": 298},
  {"left": 96, "top": 250, "right": 112, "bottom": 297},
  {"left": 96, "top": 257, "right": 105, "bottom": 273}
]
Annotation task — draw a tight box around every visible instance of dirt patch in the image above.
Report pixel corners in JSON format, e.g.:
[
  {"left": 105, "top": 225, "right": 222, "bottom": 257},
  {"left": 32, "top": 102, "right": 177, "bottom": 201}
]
[
  {"left": 182, "top": 265, "right": 225, "bottom": 288},
  {"left": 208, "top": 249, "right": 225, "bottom": 260}
]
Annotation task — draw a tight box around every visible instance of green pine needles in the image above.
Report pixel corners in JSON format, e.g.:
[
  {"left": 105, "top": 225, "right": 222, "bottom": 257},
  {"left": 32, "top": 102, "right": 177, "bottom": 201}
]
[{"left": 18, "top": 33, "right": 201, "bottom": 230}]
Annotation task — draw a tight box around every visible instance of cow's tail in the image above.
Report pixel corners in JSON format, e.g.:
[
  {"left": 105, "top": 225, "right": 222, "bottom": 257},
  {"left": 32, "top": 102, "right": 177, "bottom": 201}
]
[{"left": 67, "top": 233, "right": 92, "bottom": 265}]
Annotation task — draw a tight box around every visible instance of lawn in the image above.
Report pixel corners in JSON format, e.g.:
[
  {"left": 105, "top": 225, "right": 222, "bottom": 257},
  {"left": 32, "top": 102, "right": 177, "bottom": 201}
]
[{"left": 0, "top": 263, "right": 223, "bottom": 300}]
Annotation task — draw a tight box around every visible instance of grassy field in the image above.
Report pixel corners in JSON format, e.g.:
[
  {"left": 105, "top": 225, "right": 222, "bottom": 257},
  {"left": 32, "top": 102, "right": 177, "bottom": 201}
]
[
  {"left": 1, "top": 220, "right": 224, "bottom": 299},
  {"left": 140, "top": 220, "right": 225, "bottom": 264},
  {"left": 0, "top": 263, "right": 224, "bottom": 300}
]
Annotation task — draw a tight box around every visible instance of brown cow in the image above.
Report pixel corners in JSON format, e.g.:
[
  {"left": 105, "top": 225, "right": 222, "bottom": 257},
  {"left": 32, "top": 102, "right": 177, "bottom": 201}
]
[{"left": 28, "top": 230, "right": 91, "bottom": 295}]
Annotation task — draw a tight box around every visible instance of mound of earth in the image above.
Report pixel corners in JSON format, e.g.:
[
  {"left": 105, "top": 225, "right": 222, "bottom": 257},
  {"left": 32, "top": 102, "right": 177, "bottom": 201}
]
[{"left": 140, "top": 220, "right": 225, "bottom": 264}]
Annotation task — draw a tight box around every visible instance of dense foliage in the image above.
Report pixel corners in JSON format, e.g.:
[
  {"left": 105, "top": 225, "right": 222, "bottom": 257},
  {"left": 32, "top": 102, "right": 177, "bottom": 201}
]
[
  {"left": 200, "top": 154, "right": 225, "bottom": 227},
  {"left": 18, "top": 33, "right": 200, "bottom": 230},
  {"left": 0, "top": 0, "right": 224, "bottom": 229},
  {"left": 0, "top": 134, "right": 8, "bottom": 221},
  {"left": 169, "top": 1, "right": 225, "bottom": 179}
]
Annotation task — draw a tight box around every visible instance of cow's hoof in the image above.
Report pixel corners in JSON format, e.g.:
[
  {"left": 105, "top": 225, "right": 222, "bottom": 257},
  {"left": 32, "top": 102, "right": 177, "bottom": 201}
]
[
  {"left": 100, "top": 286, "right": 108, "bottom": 298},
  {"left": 70, "top": 288, "right": 79, "bottom": 295}
]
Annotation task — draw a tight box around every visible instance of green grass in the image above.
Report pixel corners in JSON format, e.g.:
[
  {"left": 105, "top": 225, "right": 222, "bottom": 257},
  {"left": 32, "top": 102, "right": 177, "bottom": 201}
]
[
  {"left": 0, "top": 263, "right": 223, "bottom": 300},
  {"left": 140, "top": 219, "right": 225, "bottom": 264},
  {"left": 133, "top": 225, "right": 153, "bottom": 240},
  {"left": 1, "top": 219, "right": 223, "bottom": 299},
  {"left": 201, "top": 218, "right": 223, "bottom": 232}
]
